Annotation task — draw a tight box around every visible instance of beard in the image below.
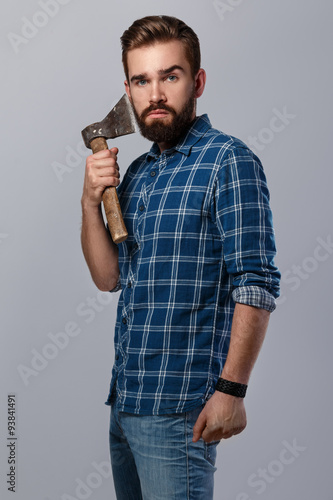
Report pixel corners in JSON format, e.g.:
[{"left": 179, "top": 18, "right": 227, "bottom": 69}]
[{"left": 131, "top": 89, "right": 196, "bottom": 146}]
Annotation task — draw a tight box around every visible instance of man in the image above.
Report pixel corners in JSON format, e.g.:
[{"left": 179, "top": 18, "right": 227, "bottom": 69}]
[{"left": 81, "top": 15, "right": 280, "bottom": 500}]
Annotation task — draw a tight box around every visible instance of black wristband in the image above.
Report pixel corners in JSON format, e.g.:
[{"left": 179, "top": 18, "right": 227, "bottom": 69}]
[{"left": 215, "top": 378, "right": 247, "bottom": 398}]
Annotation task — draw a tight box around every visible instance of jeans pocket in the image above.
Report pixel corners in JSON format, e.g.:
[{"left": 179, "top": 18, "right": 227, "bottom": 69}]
[{"left": 204, "top": 440, "right": 220, "bottom": 467}]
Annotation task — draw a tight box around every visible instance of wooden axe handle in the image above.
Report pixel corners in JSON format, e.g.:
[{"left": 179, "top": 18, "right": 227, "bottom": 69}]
[{"left": 90, "top": 137, "right": 128, "bottom": 244}]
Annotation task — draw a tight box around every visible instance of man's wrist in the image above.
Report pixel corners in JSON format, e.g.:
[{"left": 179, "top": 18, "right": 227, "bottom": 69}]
[
  {"left": 215, "top": 377, "right": 248, "bottom": 398},
  {"left": 81, "top": 197, "right": 101, "bottom": 212}
]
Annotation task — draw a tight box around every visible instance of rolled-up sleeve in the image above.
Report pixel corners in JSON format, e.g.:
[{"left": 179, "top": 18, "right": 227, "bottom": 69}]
[
  {"left": 109, "top": 276, "right": 121, "bottom": 293},
  {"left": 104, "top": 223, "right": 122, "bottom": 293},
  {"left": 214, "top": 146, "right": 280, "bottom": 312}
]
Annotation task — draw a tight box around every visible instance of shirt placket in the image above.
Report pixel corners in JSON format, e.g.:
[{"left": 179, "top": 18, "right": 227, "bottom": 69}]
[{"left": 117, "top": 156, "right": 164, "bottom": 398}]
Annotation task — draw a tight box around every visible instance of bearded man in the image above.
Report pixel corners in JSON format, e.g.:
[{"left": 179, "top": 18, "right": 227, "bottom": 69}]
[{"left": 81, "top": 15, "right": 280, "bottom": 500}]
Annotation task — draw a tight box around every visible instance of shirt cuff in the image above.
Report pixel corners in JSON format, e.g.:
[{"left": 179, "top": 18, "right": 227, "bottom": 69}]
[
  {"left": 232, "top": 286, "right": 277, "bottom": 312},
  {"left": 109, "top": 277, "right": 121, "bottom": 293}
]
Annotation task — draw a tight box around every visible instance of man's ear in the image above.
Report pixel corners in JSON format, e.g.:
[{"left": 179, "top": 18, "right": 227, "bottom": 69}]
[
  {"left": 124, "top": 80, "right": 132, "bottom": 101},
  {"left": 194, "top": 69, "right": 206, "bottom": 99}
]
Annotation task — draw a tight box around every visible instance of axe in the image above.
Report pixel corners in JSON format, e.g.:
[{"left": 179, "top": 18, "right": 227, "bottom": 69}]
[{"left": 81, "top": 94, "right": 136, "bottom": 244}]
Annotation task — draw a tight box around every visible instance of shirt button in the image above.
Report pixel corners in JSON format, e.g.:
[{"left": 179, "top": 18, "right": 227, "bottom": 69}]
[
  {"left": 127, "top": 282, "right": 132, "bottom": 288},
  {"left": 115, "top": 354, "right": 119, "bottom": 360},
  {"left": 122, "top": 318, "right": 127, "bottom": 324},
  {"left": 150, "top": 170, "right": 156, "bottom": 177},
  {"left": 139, "top": 205, "right": 145, "bottom": 212}
]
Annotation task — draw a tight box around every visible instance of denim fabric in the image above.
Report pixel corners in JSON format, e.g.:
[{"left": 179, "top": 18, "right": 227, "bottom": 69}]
[{"left": 109, "top": 403, "right": 219, "bottom": 499}]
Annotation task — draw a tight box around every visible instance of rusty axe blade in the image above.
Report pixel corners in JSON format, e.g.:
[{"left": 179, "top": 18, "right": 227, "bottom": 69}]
[
  {"left": 81, "top": 94, "right": 137, "bottom": 245},
  {"left": 81, "top": 93, "right": 137, "bottom": 148}
]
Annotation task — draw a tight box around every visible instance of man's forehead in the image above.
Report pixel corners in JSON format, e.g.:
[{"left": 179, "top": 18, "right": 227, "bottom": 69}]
[{"left": 126, "top": 40, "right": 190, "bottom": 78}]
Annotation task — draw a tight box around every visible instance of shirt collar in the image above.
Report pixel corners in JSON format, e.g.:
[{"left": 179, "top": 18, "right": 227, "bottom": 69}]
[{"left": 146, "top": 114, "right": 212, "bottom": 160}]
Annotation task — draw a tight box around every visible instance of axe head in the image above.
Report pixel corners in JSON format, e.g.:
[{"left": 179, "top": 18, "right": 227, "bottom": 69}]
[{"left": 81, "top": 94, "right": 137, "bottom": 149}]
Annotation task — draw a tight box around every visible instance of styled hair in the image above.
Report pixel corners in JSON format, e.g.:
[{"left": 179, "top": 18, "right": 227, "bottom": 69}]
[{"left": 120, "top": 15, "right": 201, "bottom": 82}]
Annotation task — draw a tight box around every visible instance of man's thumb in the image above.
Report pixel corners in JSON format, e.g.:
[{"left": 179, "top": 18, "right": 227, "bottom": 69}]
[{"left": 192, "top": 412, "right": 206, "bottom": 443}]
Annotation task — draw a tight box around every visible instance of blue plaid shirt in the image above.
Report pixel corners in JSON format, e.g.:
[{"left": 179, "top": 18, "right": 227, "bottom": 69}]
[{"left": 105, "top": 114, "right": 280, "bottom": 415}]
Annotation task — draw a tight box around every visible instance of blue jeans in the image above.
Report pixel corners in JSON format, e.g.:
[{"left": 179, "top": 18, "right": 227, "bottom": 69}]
[{"left": 109, "top": 403, "right": 219, "bottom": 499}]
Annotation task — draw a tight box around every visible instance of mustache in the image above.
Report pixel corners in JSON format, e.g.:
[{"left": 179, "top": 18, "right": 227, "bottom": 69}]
[{"left": 140, "top": 103, "right": 176, "bottom": 120}]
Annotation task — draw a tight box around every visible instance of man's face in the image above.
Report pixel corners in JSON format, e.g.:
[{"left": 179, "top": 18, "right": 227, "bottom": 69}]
[{"left": 124, "top": 40, "right": 204, "bottom": 150}]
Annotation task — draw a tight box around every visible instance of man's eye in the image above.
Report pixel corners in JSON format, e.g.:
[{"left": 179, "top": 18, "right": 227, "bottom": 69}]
[
  {"left": 137, "top": 80, "right": 147, "bottom": 86},
  {"left": 167, "top": 75, "right": 177, "bottom": 82}
]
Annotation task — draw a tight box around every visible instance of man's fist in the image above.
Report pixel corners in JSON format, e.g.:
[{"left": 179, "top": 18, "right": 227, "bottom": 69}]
[
  {"left": 81, "top": 147, "right": 120, "bottom": 209},
  {"left": 192, "top": 391, "right": 247, "bottom": 443}
]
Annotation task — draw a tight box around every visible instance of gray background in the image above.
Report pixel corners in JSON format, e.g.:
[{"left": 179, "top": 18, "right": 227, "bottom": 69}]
[{"left": 1, "top": 0, "right": 332, "bottom": 499}]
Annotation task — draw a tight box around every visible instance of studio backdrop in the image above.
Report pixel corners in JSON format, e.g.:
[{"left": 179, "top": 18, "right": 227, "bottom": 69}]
[{"left": 1, "top": 0, "right": 332, "bottom": 499}]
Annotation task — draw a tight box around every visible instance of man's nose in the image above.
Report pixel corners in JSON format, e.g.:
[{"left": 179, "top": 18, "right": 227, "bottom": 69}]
[{"left": 149, "top": 81, "right": 166, "bottom": 104}]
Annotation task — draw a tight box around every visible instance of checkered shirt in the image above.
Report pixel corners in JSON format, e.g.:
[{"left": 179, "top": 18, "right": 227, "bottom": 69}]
[{"left": 105, "top": 114, "right": 280, "bottom": 415}]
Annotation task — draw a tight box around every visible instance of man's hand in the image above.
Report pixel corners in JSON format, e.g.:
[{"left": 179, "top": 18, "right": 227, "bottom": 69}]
[
  {"left": 81, "top": 147, "right": 120, "bottom": 209},
  {"left": 192, "top": 391, "right": 247, "bottom": 443}
]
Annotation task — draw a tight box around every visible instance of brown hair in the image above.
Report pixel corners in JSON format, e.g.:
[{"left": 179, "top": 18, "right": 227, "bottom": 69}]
[{"left": 120, "top": 15, "right": 201, "bottom": 82}]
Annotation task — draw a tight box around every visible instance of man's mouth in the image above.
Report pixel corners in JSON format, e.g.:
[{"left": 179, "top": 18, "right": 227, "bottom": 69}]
[{"left": 147, "top": 109, "right": 170, "bottom": 118}]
